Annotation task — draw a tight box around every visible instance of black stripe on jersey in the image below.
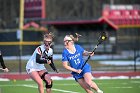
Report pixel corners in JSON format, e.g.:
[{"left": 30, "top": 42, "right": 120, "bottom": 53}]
[{"left": 38, "top": 47, "right": 42, "bottom": 55}]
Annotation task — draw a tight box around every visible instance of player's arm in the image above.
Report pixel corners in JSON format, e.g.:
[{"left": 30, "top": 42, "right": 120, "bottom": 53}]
[
  {"left": 83, "top": 50, "right": 94, "bottom": 56},
  {"left": 62, "top": 61, "right": 81, "bottom": 74},
  {"left": 48, "top": 56, "right": 58, "bottom": 73},
  {"left": 36, "top": 47, "right": 51, "bottom": 64},
  {"left": 36, "top": 53, "right": 50, "bottom": 64},
  {"left": 62, "top": 51, "right": 81, "bottom": 73},
  {"left": 78, "top": 45, "right": 94, "bottom": 56}
]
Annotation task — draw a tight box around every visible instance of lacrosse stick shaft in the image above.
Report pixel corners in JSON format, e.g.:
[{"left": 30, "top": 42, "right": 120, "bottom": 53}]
[
  {"left": 80, "top": 32, "right": 107, "bottom": 70},
  {"left": 81, "top": 43, "right": 100, "bottom": 70},
  {"left": 43, "top": 51, "right": 58, "bottom": 73}
]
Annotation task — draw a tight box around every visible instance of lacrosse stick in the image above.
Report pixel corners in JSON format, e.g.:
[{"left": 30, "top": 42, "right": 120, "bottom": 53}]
[
  {"left": 43, "top": 51, "right": 59, "bottom": 73},
  {"left": 81, "top": 32, "right": 107, "bottom": 70}
]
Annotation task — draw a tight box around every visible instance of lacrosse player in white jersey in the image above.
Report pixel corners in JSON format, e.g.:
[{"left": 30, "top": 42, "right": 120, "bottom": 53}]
[{"left": 26, "top": 32, "right": 57, "bottom": 93}]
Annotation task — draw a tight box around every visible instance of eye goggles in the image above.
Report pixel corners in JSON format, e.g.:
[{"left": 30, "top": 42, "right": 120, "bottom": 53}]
[{"left": 44, "top": 40, "right": 52, "bottom": 46}]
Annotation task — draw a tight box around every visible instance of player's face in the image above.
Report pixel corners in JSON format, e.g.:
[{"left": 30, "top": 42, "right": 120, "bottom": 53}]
[
  {"left": 64, "top": 40, "right": 68, "bottom": 46},
  {"left": 44, "top": 38, "right": 52, "bottom": 49},
  {"left": 64, "top": 40, "right": 72, "bottom": 48}
]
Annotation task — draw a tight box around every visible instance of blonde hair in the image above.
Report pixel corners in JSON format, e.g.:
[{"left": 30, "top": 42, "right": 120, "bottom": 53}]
[
  {"left": 66, "top": 33, "right": 82, "bottom": 42},
  {"left": 43, "top": 32, "right": 54, "bottom": 40}
]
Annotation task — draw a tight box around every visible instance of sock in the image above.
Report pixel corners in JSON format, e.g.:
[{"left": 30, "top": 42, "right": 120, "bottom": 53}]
[{"left": 97, "top": 89, "right": 103, "bottom": 93}]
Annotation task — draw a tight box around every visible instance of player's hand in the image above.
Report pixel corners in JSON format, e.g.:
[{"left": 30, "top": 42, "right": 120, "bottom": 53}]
[
  {"left": 47, "top": 60, "right": 51, "bottom": 64},
  {"left": 76, "top": 69, "right": 82, "bottom": 74},
  {"left": 89, "top": 52, "right": 94, "bottom": 56},
  {"left": 2, "top": 68, "right": 9, "bottom": 72}
]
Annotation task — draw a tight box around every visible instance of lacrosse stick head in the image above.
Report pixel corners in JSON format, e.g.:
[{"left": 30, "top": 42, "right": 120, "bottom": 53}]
[{"left": 98, "top": 31, "right": 107, "bottom": 44}]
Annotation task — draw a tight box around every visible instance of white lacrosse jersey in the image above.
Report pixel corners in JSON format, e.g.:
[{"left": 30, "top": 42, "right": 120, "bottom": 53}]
[{"left": 26, "top": 44, "right": 53, "bottom": 71}]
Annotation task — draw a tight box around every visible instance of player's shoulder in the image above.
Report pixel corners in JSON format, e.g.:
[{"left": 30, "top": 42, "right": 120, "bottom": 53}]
[
  {"left": 62, "top": 48, "right": 68, "bottom": 54},
  {"left": 36, "top": 44, "right": 45, "bottom": 51},
  {"left": 35, "top": 45, "right": 44, "bottom": 54}
]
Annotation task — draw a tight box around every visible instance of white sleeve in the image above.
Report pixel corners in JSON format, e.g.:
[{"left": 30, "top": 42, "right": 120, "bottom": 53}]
[{"left": 48, "top": 48, "right": 53, "bottom": 56}]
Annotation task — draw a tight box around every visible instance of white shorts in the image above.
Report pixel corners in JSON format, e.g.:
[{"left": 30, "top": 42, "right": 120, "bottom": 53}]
[{"left": 26, "top": 68, "right": 46, "bottom": 74}]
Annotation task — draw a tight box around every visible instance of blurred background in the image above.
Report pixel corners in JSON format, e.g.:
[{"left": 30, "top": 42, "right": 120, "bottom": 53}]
[{"left": 0, "top": 0, "right": 140, "bottom": 73}]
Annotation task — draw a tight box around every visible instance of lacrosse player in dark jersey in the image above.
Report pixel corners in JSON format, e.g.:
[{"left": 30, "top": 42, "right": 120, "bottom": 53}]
[{"left": 0, "top": 50, "right": 9, "bottom": 72}]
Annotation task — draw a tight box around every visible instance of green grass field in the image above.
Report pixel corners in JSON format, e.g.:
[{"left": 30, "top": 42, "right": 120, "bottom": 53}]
[{"left": 0, "top": 79, "right": 140, "bottom": 93}]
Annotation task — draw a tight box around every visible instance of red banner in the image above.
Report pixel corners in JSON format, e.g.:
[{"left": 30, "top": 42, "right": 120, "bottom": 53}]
[
  {"left": 24, "top": 0, "right": 46, "bottom": 18},
  {"left": 102, "top": 5, "right": 140, "bottom": 26}
]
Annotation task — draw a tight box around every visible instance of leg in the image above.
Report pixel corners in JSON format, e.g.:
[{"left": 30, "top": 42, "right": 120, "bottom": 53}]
[
  {"left": 39, "top": 70, "right": 52, "bottom": 93},
  {"left": 84, "top": 72, "right": 103, "bottom": 93},
  {"left": 77, "top": 78, "right": 93, "bottom": 93},
  {"left": 29, "top": 71, "right": 44, "bottom": 93}
]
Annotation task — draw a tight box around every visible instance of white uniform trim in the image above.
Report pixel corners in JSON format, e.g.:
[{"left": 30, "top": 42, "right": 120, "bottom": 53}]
[{"left": 26, "top": 44, "right": 53, "bottom": 74}]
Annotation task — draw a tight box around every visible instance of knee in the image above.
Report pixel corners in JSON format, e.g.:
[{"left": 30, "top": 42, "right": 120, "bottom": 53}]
[
  {"left": 86, "top": 81, "right": 93, "bottom": 87},
  {"left": 41, "top": 72, "right": 53, "bottom": 89},
  {"left": 45, "top": 79, "right": 53, "bottom": 88}
]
